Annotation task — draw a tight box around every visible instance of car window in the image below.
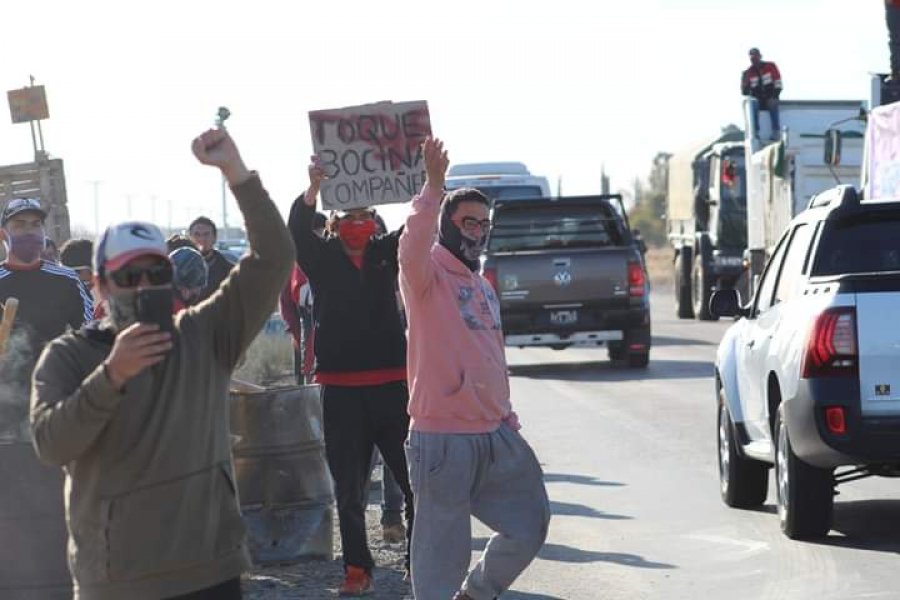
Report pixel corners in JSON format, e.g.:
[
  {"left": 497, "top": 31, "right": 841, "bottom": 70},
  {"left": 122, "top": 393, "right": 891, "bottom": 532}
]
[
  {"left": 773, "top": 223, "right": 814, "bottom": 305},
  {"left": 488, "top": 205, "right": 624, "bottom": 252},
  {"left": 754, "top": 232, "right": 789, "bottom": 315},
  {"left": 812, "top": 213, "right": 900, "bottom": 275}
]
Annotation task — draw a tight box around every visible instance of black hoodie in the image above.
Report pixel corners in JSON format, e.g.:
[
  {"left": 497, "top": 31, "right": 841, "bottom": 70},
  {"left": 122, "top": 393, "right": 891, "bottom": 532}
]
[{"left": 288, "top": 194, "right": 406, "bottom": 375}]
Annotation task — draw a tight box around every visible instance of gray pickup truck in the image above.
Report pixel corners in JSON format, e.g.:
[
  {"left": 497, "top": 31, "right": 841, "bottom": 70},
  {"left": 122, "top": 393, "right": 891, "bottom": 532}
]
[{"left": 482, "top": 195, "right": 651, "bottom": 367}]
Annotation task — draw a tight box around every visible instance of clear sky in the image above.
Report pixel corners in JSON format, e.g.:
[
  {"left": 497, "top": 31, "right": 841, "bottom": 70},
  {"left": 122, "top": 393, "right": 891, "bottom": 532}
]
[{"left": 0, "top": 0, "right": 888, "bottom": 234}]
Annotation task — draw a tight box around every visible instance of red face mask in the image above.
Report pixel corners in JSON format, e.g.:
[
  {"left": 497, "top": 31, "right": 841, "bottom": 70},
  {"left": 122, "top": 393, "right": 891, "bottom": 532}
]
[{"left": 338, "top": 219, "right": 376, "bottom": 251}]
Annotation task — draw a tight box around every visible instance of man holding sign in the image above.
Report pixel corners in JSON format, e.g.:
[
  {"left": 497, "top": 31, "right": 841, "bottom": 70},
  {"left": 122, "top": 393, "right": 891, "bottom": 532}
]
[{"left": 289, "top": 137, "right": 415, "bottom": 594}]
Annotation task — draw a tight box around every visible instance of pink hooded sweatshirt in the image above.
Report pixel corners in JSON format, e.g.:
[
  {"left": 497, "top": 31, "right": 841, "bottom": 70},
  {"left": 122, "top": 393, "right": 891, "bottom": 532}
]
[{"left": 399, "top": 184, "right": 518, "bottom": 434}]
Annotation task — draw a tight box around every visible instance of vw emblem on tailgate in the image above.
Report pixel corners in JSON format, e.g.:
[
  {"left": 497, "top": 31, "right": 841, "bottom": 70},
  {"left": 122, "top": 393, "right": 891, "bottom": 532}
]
[{"left": 554, "top": 271, "right": 573, "bottom": 287}]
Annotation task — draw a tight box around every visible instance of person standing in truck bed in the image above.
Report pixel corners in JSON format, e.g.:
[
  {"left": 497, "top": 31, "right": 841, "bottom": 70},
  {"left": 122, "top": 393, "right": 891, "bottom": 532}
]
[{"left": 741, "top": 47, "right": 783, "bottom": 140}]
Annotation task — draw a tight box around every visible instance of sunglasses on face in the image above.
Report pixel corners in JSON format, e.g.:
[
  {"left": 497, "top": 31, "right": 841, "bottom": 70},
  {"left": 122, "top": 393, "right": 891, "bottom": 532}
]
[
  {"left": 109, "top": 262, "right": 173, "bottom": 288},
  {"left": 459, "top": 216, "right": 491, "bottom": 234}
]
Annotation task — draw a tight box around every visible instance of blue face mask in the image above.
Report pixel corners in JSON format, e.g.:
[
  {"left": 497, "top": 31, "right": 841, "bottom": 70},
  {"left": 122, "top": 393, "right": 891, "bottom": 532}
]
[{"left": 3, "top": 230, "right": 45, "bottom": 264}]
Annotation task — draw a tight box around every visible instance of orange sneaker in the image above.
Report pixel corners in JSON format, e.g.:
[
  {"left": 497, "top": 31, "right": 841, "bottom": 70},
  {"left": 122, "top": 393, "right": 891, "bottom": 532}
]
[{"left": 339, "top": 566, "right": 374, "bottom": 596}]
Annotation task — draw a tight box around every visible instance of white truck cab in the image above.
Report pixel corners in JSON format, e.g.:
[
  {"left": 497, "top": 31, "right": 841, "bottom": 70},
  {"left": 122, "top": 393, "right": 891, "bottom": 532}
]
[{"left": 743, "top": 98, "right": 866, "bottom": 287}]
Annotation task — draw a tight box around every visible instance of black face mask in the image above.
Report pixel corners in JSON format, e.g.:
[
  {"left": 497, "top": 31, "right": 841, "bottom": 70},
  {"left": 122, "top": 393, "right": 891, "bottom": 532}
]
[{"left": 438, "top": 211, "right": 487, "bottom": 272}]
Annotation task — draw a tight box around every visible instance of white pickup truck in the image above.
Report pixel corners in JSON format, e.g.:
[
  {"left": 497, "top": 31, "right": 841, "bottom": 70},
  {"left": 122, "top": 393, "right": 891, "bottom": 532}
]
[
  {"left": 712, "top": 98, "right": 900, "bottom": 539},
  {"left": 713, "top": 183, "right": 900, "bottom": 539}
]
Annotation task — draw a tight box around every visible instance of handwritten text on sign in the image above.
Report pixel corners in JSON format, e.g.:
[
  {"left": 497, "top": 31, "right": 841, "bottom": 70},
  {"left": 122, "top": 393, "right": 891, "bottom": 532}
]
[{"left": 309, "top": 101, "right": 431, "bottom": 210}]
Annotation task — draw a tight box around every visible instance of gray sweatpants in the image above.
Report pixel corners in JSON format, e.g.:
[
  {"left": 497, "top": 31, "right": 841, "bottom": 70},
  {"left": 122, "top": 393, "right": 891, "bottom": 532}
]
[{"left": 405, "top": 424, "right": 551, "bottom": 600}]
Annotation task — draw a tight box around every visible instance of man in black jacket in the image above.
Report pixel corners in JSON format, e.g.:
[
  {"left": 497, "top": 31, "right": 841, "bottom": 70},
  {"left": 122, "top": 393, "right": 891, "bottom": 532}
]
[
  {"left": 289, "top": 158, "right": 413, "bottom": 596},
  {"left": 0, "top": 197, "right": 92, "bottom": 596},
  {"left": 1, "top": 199, "right": 93, "bottom": 437}
]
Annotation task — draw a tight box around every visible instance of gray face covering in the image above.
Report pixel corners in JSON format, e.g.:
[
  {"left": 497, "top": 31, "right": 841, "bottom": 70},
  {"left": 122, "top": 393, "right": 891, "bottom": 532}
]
[
  {"left": 438, "top": 209, "right": 488, "bottom": 272},
  {"left": 106, "top": 290, "right": 138, "bottom": 331}
]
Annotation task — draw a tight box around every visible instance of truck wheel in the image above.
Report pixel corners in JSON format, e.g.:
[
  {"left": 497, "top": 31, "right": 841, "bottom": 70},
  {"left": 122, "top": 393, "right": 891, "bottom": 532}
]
[
  {"left": 775, "top": 404, "right": 834, "bottom": 539},
  {"left": 675, "top": 251, "right": 694, "bottom": 319},
  {"left": 692, "top": 254, "right": 717, "bottom": 321},
  {"left": 613, "top": 327, "right": 651, "bottom": 368},
  {"left": 718, "top": 389, "right": 768, "bottom": 508},
  {"left": 627, "top": 352, "right": 650, "bottom": 368},
  {"left": 607, "top": 343, "right": 625, "bottom": 362}
]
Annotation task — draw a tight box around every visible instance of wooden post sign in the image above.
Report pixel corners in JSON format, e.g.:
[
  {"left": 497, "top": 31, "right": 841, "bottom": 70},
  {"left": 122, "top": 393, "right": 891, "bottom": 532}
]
[
  {"left": 8, "top": 86, "right": 49, "bottom": 124},
  {"left": 309, "top": 101, "right": 432, "bottom": 210}
]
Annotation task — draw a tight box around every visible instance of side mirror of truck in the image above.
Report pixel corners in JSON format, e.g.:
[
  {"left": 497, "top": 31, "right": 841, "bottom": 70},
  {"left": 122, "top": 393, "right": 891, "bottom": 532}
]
[
  {"left": 710, "top": 289, "right": 748, "bottom": 319},
  {"left": 824, "top": 129, "right": 842, "bottom": 167}
]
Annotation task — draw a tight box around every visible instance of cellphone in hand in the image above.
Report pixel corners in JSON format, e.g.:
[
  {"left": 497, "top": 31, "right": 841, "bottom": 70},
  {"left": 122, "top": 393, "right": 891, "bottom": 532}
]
[{"left": 135, "top": 288, "right": 174, "bottom": 333}]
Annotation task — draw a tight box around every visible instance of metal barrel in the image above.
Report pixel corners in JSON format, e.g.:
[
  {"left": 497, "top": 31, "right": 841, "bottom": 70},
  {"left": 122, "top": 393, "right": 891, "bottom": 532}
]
[
  {"left": 230, "top": 384, "right": 334, "bottom": 564},
  {"left": 0, "top": 439, "right": 71, "bottom": 599}
]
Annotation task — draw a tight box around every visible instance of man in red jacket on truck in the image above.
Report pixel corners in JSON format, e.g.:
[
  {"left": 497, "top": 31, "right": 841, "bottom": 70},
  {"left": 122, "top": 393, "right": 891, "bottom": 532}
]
[{"left": 741, "top": 47, "right": 783, "bottom": 140}]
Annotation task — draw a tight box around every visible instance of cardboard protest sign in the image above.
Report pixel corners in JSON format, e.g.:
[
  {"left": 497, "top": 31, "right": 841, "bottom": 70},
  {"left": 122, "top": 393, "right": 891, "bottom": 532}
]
[{"left": 309, "top": 100, "right": 431, "bottom": 210}]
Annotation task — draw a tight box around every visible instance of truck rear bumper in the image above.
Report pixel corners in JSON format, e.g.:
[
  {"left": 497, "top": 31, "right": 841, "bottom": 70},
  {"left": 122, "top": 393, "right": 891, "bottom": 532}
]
[
  {"left": 506, "top": 330, "right": 623, "bottom": 347},
  {"left": 785, "top": 378, "right": 900, "bottom": 468}
]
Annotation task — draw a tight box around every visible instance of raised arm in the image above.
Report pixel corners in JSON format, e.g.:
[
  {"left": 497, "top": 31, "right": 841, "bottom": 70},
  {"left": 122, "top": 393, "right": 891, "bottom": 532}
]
[
  {"left": 398, "top": 137, "right": 448, "bottom": 297},
  {"left": 190, "top": 128, "right": 295, "bottom": 369},
  {"left": 288, "top": 157, "right": 328, "bottom": 280}
]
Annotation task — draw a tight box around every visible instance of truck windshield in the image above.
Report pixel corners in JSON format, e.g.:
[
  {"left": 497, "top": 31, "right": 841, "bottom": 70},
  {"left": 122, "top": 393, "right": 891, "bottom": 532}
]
[
  {"left": 812, "top": 214, "right": 900, "bottom": 275},
  {"left": 488, "top": 206, "right": 623, "bottom": 252},
  {"left": 453, "top": 185, "right": 544, "bottom": 202}
]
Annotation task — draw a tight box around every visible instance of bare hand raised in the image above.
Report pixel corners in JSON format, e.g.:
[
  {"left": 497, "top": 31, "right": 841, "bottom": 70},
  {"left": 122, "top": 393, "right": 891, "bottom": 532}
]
[
  {"left": 103, "top": 323, "right": 173, "bottom": 391},
  {"left": 423, "top": 137, "right": 449, "bottom": 193},
  {"left": 192, "top": 128, "right": 251, "bottom": 186},
  {"left": 305, "top": 155, "right": 327, "bottom": 207}
]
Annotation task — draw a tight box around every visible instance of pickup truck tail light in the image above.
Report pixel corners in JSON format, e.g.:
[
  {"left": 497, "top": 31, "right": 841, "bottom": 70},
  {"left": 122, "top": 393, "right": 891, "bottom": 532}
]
[
  {"left": 824, "top": 406, "right": 847, "bottom": 435},
  {"left": 801, "top": 307, "right": 858, "bottom": 378},
  {"left": 628, "top": 261, "right": 646, "bottom": 297},
  {"left": 483, "top": 266, "right": 498, "bottom": 292}
]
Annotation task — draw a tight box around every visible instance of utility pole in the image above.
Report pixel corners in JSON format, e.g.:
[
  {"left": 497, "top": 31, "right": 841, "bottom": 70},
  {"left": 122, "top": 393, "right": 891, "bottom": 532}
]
[
  {"left": 88, "top": 180, "right": 102, "bottom": 236},
  {"left": 25, "top": 75, "right": 48, "bottom": 161},
  {"left": 215, "top": 106, "right": 231, "bottom": 238}
]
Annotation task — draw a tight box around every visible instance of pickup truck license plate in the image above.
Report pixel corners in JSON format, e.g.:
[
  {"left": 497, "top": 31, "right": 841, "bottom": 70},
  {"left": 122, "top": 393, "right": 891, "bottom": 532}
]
[{"left": 550, "top": 310, "right": 578, "bottom": 325}]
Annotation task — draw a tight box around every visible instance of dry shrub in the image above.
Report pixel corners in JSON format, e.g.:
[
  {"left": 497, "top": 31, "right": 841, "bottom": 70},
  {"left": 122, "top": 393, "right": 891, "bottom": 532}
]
[
  {"left": 644, "top": 245, "right": 674, "bottom": 289},
  {"left": 233, "top": 331, "right": 294, "bottom": 387}
]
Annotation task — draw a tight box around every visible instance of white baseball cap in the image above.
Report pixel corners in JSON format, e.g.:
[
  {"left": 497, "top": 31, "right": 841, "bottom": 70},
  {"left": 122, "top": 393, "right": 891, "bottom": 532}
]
[{"left": 95, "top": 221, "right": 169, "bottom": 274}]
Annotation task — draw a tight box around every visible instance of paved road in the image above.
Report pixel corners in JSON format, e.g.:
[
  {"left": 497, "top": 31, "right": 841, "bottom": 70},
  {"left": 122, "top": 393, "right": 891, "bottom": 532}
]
[{"left": 489, "top": 288, "right": 900, "bottom": 600}]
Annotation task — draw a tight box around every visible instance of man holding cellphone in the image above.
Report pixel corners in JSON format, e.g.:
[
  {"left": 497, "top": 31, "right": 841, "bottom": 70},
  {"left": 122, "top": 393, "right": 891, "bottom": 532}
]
[{"left": 29, "top": 127, "right": 294, "bottom": 599}]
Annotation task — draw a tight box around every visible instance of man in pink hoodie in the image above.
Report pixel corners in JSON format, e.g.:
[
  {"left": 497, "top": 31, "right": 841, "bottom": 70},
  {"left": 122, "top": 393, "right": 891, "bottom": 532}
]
[{"left": 399, "top": 138, "right": 550, "bottom": 600}]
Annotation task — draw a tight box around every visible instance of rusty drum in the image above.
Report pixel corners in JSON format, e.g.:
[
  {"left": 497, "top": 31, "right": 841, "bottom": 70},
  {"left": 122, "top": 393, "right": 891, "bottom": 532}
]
[{"left": 230, "top": 384, "right": 334, "bottom": 564}]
